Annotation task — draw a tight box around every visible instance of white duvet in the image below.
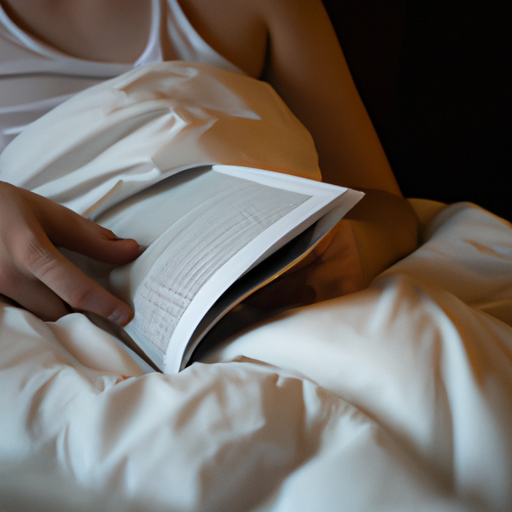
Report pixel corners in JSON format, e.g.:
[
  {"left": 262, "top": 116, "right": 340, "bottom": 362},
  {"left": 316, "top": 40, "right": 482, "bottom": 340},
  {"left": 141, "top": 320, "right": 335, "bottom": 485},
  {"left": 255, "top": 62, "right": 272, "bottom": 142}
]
[{"left": 1, "top": 62, "right": 512, "bottom": 512}]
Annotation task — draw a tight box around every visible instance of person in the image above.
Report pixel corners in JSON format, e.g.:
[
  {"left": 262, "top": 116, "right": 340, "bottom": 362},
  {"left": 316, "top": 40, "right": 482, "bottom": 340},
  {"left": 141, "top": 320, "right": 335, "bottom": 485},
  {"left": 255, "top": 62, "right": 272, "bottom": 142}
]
[{"left": 0, "top": 0, "right": 419, "bottom": 325}]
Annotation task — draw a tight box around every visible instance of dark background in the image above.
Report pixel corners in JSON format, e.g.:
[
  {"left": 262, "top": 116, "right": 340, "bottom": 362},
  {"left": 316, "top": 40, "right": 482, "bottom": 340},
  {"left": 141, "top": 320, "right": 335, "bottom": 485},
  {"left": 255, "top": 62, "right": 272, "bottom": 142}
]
[{"left": 322, "top": 0, "right": 511, "bottom": 221}]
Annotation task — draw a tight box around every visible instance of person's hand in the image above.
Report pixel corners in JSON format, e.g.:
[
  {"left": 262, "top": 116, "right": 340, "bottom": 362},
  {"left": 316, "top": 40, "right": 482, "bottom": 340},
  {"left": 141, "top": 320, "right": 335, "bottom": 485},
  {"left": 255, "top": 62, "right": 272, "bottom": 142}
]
[
  {"left": 245, "top": 218, "right": 366, "bottom": 312},
  {"left": 0, "top": 181, "right": 141, "bottom": 325},
  {"left": 246, "top": 189, "right": 420, "bottom": 312}
]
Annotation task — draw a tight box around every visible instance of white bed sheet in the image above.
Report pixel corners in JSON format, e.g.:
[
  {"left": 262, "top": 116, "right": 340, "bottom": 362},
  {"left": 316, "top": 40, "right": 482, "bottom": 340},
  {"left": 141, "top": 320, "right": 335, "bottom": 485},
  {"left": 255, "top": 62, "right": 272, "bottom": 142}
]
[
  {"left": 1, "top": 62, "right": 512, "bottom": 512},
  {"left": 2, "top": 199, "right": 511, "bottom": 512}
]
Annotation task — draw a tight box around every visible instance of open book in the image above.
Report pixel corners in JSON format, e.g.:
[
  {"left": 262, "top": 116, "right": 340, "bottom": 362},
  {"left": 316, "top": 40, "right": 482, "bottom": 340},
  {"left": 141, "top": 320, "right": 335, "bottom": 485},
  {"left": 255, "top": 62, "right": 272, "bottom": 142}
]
[{"left": 93, "top": 164, "right": 363, "bottom": 373}]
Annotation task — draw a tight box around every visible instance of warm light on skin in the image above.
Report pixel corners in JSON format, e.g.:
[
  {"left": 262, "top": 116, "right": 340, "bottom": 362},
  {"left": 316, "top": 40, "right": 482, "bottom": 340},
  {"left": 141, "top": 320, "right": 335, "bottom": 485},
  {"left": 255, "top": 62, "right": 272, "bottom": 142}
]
[{"left": 0, "top": 0, "right": 419, "bottom": 322}]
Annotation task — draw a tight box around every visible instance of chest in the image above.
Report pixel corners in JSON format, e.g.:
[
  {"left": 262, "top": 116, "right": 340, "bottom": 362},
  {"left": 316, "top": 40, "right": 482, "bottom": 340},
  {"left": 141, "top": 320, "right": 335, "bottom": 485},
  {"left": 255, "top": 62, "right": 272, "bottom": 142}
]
[
  {"left": 0, "top": 0, "right": 151, "bottom": 63},
  {"left": 2, "top": 0, "right": 268, "bottom": 77}
]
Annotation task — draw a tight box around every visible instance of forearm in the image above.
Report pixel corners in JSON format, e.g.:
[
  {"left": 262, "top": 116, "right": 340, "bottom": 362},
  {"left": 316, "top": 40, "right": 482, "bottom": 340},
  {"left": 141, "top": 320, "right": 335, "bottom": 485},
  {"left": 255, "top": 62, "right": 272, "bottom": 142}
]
[{"left": 343, "top": 189, "right": 420, "bottom": 285}]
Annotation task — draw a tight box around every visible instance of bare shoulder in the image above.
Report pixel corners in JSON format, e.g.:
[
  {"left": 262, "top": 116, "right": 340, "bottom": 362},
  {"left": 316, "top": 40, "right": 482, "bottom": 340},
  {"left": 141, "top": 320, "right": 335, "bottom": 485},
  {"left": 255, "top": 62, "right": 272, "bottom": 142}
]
[
  {"left": 176, "top": 0, "right": 334, "bottom": 75},
  {"left": 178, "top": 0, "right": 268, "bottom": 78},
  {"left": 179, "top": 0, "right": 401, "bottom": 193}
]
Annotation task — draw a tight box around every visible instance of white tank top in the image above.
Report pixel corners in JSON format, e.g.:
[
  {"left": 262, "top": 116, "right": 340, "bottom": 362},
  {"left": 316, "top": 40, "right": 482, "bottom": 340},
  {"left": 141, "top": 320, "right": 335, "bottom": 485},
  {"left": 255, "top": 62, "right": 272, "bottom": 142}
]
[{"left": 0, "top": 0, "right": 243, "bottom": 152}]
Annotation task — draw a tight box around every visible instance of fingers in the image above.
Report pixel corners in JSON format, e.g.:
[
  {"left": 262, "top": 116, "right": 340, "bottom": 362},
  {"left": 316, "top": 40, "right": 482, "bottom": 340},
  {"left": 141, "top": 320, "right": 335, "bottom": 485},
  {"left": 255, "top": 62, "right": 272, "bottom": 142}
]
[
  {"left": 245, "top": 220, "right": 367, "bottom": 311},
  {"left": 20, "top": 235, "right": 135, "bottom": 325},
  {"left": 246, "top": 272, "right": 316, "bottom": 311},
  {"left": 0, "top": 183, "right": 139, "bottom": 325},
  {"left": 0, "top": 268, "right": 68, "bottom": 322},
  {"left": 29, "top": 191, "right": 142, "bottom": 265}
]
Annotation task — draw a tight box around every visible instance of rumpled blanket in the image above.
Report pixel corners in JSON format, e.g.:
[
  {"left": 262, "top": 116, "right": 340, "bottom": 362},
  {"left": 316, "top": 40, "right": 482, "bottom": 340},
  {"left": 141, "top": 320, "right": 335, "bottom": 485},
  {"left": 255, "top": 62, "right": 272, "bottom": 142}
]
[{"left": 1, "top": 62, "right": 511, "bottom": 512}]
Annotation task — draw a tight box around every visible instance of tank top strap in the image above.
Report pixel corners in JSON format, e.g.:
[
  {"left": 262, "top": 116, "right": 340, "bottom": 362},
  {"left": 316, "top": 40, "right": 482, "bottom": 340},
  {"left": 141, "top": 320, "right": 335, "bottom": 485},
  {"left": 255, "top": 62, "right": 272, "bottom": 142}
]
[
  {"left": 118, "top": 0, "right": 245, "bottom": 75},
  {"left": 134, "top": 0, "right": 164, "bottom": 67}
]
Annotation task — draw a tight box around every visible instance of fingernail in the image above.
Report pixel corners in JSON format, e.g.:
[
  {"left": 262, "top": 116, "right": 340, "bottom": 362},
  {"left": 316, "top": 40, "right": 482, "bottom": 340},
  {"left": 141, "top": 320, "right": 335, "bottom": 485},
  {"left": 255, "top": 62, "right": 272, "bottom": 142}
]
[{"left": 108, "top": 308, "right": 133, "bottom": 327}]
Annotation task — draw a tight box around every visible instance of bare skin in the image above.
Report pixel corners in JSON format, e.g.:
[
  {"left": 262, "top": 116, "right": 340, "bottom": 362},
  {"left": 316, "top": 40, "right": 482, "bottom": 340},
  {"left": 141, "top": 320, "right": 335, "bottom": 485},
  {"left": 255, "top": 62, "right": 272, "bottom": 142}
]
[
  {"left": 0, "top": 0, "right": 419, "bottom": 320},
  {"left": 2, "top": 0, "right": 400, "bottom": 191},
  {"left": 0, "top": 0, "right": 152, "bottom": 63},
  {"left": 0, "top": 182, "right": 141, "bottom": 324}
]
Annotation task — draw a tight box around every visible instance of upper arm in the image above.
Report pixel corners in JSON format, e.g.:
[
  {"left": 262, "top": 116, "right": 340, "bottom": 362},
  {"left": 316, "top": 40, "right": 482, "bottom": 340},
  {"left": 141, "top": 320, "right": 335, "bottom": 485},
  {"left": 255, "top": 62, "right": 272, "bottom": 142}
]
[
  {"left": 179, "top": 0, "right": 402, "bottom": 195},
  {"left": 259, "top": 0, "right": 402, "bottom": 194}
]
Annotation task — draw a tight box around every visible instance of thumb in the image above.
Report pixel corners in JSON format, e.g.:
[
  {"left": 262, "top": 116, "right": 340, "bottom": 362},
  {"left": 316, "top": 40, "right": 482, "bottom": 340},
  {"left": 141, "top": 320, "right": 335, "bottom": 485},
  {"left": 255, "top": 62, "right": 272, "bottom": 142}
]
[{"left": 23, "top": 234, "right": 135, "bottom": 325}]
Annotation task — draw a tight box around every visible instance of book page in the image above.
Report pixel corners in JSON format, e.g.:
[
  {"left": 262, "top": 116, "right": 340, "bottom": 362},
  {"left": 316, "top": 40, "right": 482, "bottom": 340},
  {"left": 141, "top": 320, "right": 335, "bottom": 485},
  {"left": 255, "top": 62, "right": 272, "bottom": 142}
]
[{"left": 117, "top": 169, "right": 310, "bottom": 366}]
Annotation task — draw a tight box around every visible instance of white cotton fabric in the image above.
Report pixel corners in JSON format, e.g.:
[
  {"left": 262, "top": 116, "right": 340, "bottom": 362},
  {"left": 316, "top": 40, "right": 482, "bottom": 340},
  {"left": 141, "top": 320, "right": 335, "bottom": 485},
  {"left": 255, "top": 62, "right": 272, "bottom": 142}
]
[
  {"left": 0, "top": 61, "right": 321, "bottom": 219},
  {"left": 1, "top": 61, "right": 512, "bottom": 511},
  {"left": 1, "top": 200, "right": 512, "bottom": 512},
  {"left": 0, "top": 0, "right": 242, "bottom": 152}
]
